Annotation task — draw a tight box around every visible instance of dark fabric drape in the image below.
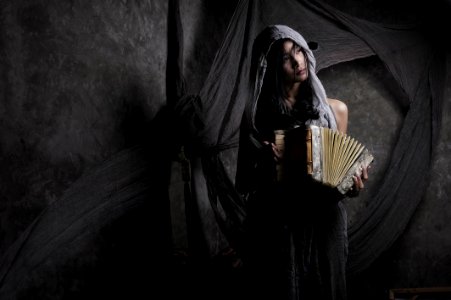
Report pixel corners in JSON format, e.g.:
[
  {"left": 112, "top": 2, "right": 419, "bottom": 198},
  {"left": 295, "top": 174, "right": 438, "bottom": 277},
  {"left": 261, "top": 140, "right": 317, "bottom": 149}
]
[
  {"left": 0, "top": 1, "right": 185, "bottom": 298},
  {"left": 305, "top": 0, "right": 446, "bottom": 274},
  {"left": 0, "top": 0, "right": 447, "bottom": 297},
  {"left": 0, "top": 144, "right": 174, "bottom": 299},
  {"left": 176, "top": 0, "right": 446, "bottom": 277},
  {"left": 167, "top": 0, "right": 186, "bottom": 105}
]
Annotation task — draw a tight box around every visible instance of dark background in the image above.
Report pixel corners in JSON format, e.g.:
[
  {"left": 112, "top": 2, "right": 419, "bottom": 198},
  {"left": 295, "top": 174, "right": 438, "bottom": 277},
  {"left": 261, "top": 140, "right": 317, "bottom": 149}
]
[{"left": 1, "top": 0, "right": 450, "bottom": 299}]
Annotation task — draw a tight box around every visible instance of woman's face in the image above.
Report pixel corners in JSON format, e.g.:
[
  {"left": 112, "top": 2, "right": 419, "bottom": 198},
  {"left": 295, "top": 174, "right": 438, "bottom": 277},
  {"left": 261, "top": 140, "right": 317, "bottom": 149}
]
[{"left": 281, "top": 40, "right": 308, "bottom": 84}]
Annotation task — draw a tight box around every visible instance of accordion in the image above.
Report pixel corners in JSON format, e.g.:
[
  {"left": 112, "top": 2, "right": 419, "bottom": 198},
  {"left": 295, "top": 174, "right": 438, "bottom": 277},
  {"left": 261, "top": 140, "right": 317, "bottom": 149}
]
[{"left": 274, "top": 125, "right": 374, "bottom": 194}]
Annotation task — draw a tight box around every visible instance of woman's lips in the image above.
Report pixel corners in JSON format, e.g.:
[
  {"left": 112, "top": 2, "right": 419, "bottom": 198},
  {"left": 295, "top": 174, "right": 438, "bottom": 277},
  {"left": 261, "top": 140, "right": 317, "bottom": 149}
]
[{"left": 296, "top": 69, "right": 306, "bottom": 75}]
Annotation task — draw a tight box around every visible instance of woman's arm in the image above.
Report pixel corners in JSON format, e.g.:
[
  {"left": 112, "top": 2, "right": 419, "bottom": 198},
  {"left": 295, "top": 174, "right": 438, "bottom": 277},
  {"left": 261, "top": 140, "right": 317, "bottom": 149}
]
[
  {"left": 327, "top": 98, "right": 369, "bottom": 195},
  {"left": 327, "top": 98, "right": 348, "bottom": 134}
]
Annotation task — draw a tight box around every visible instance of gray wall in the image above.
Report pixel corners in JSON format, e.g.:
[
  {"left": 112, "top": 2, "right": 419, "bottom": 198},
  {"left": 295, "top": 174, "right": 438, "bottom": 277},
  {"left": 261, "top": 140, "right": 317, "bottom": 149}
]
[
  {"left": 390, "top": 58, "right": 451, "bottom": 286},
  {"left": 319, "top": 56, "right": 451, "bottom": 299},
  {"left": 1, "top": 0, "right": 450, "bottom": 299},
  {"left": 0, "top": 0, "right": 167, "bottom": 257},
  {"left": 318, "top": 1, "right": 451, "bottom": 298}
]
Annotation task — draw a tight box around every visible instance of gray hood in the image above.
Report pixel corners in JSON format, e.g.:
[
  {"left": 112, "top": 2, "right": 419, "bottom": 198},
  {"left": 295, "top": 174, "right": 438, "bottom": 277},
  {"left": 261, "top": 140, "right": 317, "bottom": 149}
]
[{"left": 248, "top": 24, "right": 337, "bottom": 137}]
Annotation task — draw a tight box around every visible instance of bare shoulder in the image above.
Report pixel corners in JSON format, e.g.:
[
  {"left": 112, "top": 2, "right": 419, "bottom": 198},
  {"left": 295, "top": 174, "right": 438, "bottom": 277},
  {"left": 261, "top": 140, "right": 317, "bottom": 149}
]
[
  {"left": 327, "top": 98, "right": 348, "bottom": 133},
  {"left": 327, "top": 98, "right": 348, "bottom": 115}
]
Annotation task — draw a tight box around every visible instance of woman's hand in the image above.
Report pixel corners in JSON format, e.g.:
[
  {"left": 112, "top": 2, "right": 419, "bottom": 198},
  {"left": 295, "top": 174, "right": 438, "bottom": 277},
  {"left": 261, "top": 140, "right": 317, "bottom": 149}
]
[
  {"left": 348, "top": 165, "right": 370, "bottom": 197},
  {"left": 263, "top": 141, "right": 283, "bottom": 163}
]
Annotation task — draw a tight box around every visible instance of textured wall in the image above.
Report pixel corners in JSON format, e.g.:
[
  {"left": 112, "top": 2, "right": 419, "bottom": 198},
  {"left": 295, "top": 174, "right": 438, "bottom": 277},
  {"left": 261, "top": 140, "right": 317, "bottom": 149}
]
[
  {"left": 1, "top": 0, "right": 450, "bottom": 299},
  {"left": 319, "top": 1, "right": 451, "bottom": 299},
  {"left": 318, "top": 57, "right": 405, "bottom": 225},
  {"left": 386, "top": 57, "right": 451, "bottom": 288},
  {"left": 319, "top": 53, "right": 451, "bottom": 300},
  {"left": 0, "top": 0, "right": 167, "bottom": 257}
]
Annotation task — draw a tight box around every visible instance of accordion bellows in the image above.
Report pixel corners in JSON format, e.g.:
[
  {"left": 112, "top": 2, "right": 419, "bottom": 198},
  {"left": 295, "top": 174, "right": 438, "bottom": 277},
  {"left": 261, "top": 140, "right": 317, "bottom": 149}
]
[{"left": 274, "top": 125, "right": 374, "bottom": 194}]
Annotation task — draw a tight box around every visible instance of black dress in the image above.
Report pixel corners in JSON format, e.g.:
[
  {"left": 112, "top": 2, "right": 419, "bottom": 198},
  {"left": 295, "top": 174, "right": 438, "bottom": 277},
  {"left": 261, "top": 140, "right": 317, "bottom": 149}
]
[{"left": 236, "top": 98, "right": 348, "bottom": 300}]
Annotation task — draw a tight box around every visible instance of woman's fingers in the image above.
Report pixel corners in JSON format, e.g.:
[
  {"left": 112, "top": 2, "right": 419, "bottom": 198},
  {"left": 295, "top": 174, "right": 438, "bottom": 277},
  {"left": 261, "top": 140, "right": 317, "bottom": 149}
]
[
  {"left": 353, "top": 165, "right": 371, "bottom": 191},
  {"left": 349, "top": 165, "right": 371, "bottom": 197},
  {"left": 353, "top": 175, "right": 364, "bottom": 190},
  {"left": 272, "top": 143, "right": 282, "bottom": 159},
  {"left": 263, "top": 141, "right": 282, "bottom": 162},
  {"left": 362, "top": 165, "right": 369, "bottom": 181}
]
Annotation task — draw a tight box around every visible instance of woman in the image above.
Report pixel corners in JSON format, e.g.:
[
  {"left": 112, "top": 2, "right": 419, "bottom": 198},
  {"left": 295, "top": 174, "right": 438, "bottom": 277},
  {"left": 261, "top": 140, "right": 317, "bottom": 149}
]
[{"left": 235, "top": 25, "right": 368, "bottom": 300}]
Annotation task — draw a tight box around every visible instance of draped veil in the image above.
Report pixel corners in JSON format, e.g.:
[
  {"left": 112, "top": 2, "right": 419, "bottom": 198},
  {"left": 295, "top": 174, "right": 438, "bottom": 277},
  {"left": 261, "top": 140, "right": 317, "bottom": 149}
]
[
  {"left": 175, "top": 0, "right": 446, "bottom": 275},
  {"left": 0, "top": 0, "right": 446, "bottom": 297}
]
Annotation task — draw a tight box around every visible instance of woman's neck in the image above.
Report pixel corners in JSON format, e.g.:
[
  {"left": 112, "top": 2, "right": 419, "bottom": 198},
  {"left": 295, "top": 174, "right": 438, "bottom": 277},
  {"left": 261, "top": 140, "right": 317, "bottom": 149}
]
[
  {"left": 284, "top": 96, "right": 296, "bottom": 109},
  {"left": 284, "top": 82, "right": 300, "bottom": 109}
]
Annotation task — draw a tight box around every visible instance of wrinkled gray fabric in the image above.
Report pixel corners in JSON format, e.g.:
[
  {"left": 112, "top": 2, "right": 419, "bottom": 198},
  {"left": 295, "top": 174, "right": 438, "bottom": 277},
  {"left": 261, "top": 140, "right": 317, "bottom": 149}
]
[
  {"left": 248, "top": 24, "right": 337, "bottom": 132},
  {"left": 0, "top": 144, "right": 174, "bottom": 299},
  {"left": 0, "top": 0, "right": 446, "bottom": 297},
  {"left": 176, "top": 0, "right": 446, "bottom": 278}
]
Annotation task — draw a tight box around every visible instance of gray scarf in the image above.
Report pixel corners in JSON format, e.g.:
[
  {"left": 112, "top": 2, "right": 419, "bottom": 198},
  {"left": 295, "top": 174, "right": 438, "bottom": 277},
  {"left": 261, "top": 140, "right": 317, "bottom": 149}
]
[{"left": 248, "top": 24, "right": 337, "bottom": 138}]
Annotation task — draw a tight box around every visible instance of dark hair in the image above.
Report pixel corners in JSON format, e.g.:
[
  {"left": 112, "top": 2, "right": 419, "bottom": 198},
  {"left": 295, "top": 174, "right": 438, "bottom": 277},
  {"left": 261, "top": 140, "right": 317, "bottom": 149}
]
[{"left": 258, "top": 39, "right": 319, "bottom": 127}]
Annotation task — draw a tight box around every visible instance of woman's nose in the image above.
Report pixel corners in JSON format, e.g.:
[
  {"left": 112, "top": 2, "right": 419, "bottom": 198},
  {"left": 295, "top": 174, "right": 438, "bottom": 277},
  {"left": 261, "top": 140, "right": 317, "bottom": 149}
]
[
  {"left": 296, "top": 57, "right": 304, "bottom": 68},
  {"left": 292, "top": 57, "right": 303, "bottom": 69}
]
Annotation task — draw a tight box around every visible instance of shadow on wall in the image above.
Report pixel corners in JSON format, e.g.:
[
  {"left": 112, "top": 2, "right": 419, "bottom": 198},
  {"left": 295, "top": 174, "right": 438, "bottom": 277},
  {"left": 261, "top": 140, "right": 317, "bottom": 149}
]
[
  {"left": 0, "top": 84, "right": 182, "bottom": 299},
  {"left": 0, "top": 0, "right": 166, "bottom": 255},
  {"left": 0, "top": 0, "right": 181, "bottom": 298}
]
